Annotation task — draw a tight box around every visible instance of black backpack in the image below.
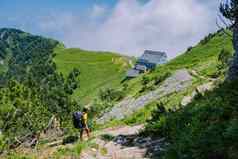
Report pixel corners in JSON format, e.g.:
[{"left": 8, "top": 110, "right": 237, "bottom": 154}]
[{"left": 72, "top": 111, "right": 83, "bottom": 129}]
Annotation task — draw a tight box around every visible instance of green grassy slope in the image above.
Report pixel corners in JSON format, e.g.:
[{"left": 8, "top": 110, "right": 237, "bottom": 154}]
[
  {"left": 102, "top": 30, "right": 233, "bottom": 128},
  {"left": 143, "top": 30, "right": 238, "bottom": 159},
  {"left": 1, "top": 28, "right": 236, "bottom": 159},
  {"left": 166, "top": 31, "right": 233, "bottom": 75},
  {"left": 123, "top": 30, "right": 233, "bottom": 97},
  {"left": 54, "top": 47, "right": 131, "bottom": 104},
  {"left": 54, "top": 30, "right": 232, "bottom": 106},
  {"left": 112, "top": 30, "right": 236, "bottom": 159}
]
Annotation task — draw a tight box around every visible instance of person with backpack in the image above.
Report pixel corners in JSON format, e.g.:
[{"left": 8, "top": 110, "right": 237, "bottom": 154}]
[{"left": 73, "top": 107, "right": 90, "bottom": 141}]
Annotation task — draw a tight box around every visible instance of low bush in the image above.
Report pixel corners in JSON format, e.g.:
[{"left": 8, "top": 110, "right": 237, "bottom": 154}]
[
  {"left": 200, "top": 33, "right": 216, "bottom": 45},
  {"left": 186, "top": 46, "right": 193, "bottom": 52},
  {"left": 99, "top": 88, "right": 125, "bottom": 102},
  {"left": 153, "top": 71, "right": 171, "bottom": 85},
  {"left": 144, "top": 79, "right": 238, "bottom": 159}
]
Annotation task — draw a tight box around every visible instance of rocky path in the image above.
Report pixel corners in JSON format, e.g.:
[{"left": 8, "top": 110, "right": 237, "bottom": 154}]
[
  {"left": 10, "top": 125, "right": 165, "bottom": 159},
  {"left": 80, "top": 125, "right": 166, "bottom": 159}
]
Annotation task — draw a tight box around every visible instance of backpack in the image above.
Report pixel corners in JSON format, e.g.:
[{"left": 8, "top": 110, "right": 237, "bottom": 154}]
[{"left": 72, "top": 111, "right": 83, "bottom": 129}]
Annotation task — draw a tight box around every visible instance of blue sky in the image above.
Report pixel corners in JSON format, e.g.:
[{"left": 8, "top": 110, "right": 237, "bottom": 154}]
[
  {"left": 0, "top": 0, "right": 220, "bottom": 57},
  {"left": 0, "top": 0, "right": 116, "bottom": 12},
  {"left": 0, "top": 0, "right": 116, "bottom": 29}
]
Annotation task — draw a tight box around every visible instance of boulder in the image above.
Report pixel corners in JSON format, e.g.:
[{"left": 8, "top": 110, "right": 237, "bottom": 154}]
[
  {"left": 181, "top": 82, "right": 216, "bottom": 106},
  {"left": 196, "top": 82, "right": 215, "bottom": 95}
]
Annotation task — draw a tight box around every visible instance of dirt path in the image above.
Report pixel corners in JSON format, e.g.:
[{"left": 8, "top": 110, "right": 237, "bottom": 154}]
[
  {"left": 80, "top": 125, "right": 145, "bottom": 159},
  {"left": 80, "top": 125, "right": 165, "bottom": 159},
  {"left": 9, "top": 125, "right": 165, "bottom": 159},
  {"left": 30, "top": 125, "right": 147, "bottom": 159}
]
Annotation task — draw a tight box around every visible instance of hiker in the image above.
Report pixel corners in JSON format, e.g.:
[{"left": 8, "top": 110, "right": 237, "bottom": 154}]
[{"left": 73, "top": 108, "right": 90, "bottom": 141}]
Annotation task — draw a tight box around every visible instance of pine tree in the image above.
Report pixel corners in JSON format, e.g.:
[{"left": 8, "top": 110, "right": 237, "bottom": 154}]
[{"left": 220, "top": 0, "right": 238, "bottom": 80}]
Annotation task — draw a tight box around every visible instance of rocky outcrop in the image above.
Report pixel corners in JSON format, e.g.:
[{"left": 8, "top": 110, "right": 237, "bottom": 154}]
[
  {"left": 181, "top": 82, "right": 216, "bottom": 106},
  {"left": 97, "top": 69, "right": 193, "bottom": 124},
  {"left": 181, "top": 91, "right": 197, "bottom": 106},
  {"left": 196, "top": 82, "right": 215, "bottom": 95}
]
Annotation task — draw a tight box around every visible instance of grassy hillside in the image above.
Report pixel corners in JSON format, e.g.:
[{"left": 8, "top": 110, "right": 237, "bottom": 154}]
[
  {"left": 101, "top": 29, "right": 233, "bottom": 127},
  {"left": 115, "top": 30, "right": 237, "bottom": 159},
  {"left": 54, "top": 46, "right": 131, "bottom": 104},
  {"left": 1, "top": 27, "right": 236, "bottom": 159},
  {"left": 53, "top": 29, "right": 233, "bottom": 106},
  {"left": 166, "top": 31, "right": 233, "bottom": 75},
  {"left": 121, "top": 29, "right": 233, "bottom": 98}
]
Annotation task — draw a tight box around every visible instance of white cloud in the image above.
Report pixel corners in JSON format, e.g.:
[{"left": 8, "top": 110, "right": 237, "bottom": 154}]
[
  {"left": 39, "top": 0, "right": 220, "bottom": 58},
  {"left": 91, "top": 4, "right": 107, "bottom": 18}
]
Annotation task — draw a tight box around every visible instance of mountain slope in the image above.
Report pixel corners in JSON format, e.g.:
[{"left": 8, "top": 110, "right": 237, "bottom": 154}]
[
  {"left": 0, "top": 27, "right": 236, "bottom": 159},
  {"left": 156, "top": 78, "right": 238, "bottom": 159},
  {"left": 0, "top": 28, "right": 58, "bottom": 73},
  {"left": 120, "top": 30, "right": 233, "bottom": 98},
  {"left": 0, "top": 28, "right": 131, "bottom": 105},
  {"left": 54, "top": 47, "right": 131, "bottom": 104},
  {"left": 0, "top": 28, "right": 80, "bottom": 151},
  {"left": 97, "top": 29, "right": 233, "bottom": 127},
  {"left": 117, "top": 30, "right": 237, "bottom": 158}
]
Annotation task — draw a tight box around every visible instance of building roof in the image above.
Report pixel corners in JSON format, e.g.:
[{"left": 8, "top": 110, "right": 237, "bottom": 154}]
[
  {"left": 126, "top": 69, "right": 140, "bottom": 77},
  {"left": 139, "top": 50, "right": 167, "bottom": 65},
  {"left": 135, "top": 64, "right": 147, "bottom": 71}
]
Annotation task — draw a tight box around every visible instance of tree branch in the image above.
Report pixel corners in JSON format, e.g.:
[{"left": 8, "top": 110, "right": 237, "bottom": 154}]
[{"left": 216, "top": 14, "right": 233, "bottom": 37}]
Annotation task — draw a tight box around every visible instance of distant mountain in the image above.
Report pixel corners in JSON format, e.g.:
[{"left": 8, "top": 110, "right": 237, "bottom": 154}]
[{"left": 0, "top": 28, "right": 58, "bottom": 74}]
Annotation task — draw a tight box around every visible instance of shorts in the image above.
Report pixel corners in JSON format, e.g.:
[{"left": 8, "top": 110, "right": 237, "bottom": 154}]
[{"left": 79, "top": 122, "right": 88, "bottom": 130}]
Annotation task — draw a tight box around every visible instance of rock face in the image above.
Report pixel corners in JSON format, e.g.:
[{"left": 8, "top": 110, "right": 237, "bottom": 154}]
[
  {"left": 181, "top": 91, "right": 197, "bottom": 107},
  {"left": 97, "top": 69, "right": 193, "bottom": 124}
]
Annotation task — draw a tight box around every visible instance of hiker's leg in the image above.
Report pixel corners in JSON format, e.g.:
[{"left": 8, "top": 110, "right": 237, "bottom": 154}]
[
  {"left": 85, "top": 127, "right": 90, "bottom": 138},
  {"left": 80, "top": 129, "right": 84, "bottom": 141}
]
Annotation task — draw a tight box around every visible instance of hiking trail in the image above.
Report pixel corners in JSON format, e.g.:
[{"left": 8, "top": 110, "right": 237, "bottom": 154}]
[
  {"left": 80, "top": 125, "right": 166, "bottom": 159},
  {"left": 11, "top": 124, "right": 166, "bottom": 159}
]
